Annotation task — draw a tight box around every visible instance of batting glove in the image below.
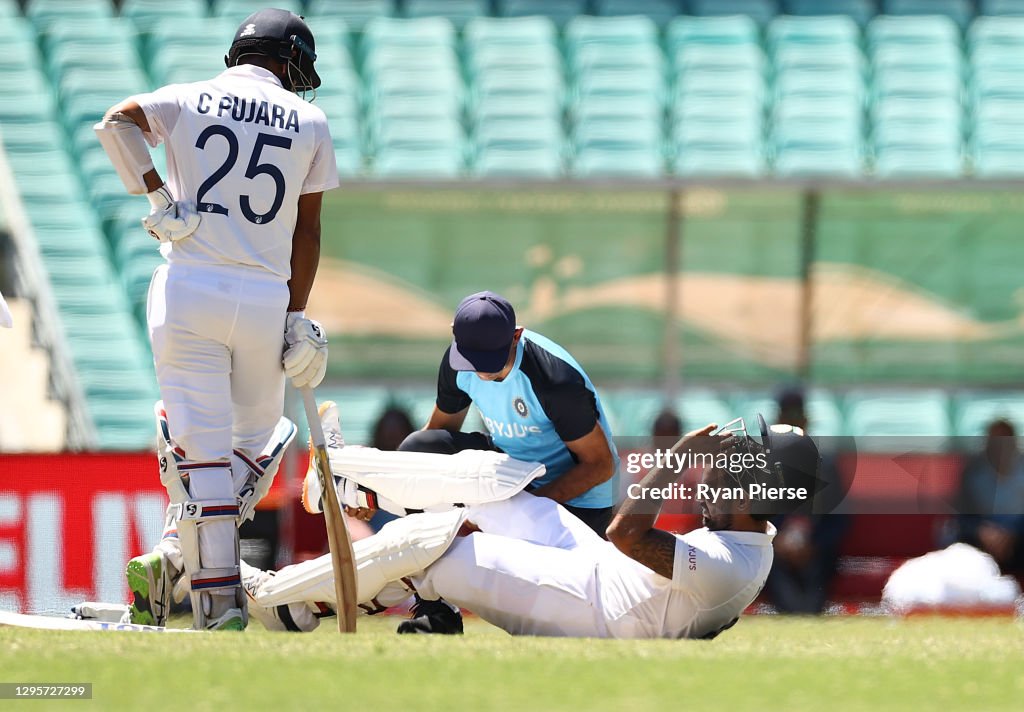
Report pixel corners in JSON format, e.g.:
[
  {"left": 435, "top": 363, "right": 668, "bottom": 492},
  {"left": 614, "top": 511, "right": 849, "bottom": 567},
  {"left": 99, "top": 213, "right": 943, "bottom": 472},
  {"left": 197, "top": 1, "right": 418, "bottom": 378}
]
[
  {"left": 142, "top": 186, "right": 201, "bottom": 243},
  {"left": 283, "top": 311, "right": 328, "bottom": 389}
]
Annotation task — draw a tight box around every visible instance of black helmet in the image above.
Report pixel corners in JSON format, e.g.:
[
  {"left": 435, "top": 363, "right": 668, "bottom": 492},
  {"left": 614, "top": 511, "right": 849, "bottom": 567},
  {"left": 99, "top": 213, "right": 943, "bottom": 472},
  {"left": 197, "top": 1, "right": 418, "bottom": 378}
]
[
  {"left": 718, "top": 414, "right": 822, "bottom": 519},
  {"left": 225, "top": 8, "right": 320, "bottom": 92}
]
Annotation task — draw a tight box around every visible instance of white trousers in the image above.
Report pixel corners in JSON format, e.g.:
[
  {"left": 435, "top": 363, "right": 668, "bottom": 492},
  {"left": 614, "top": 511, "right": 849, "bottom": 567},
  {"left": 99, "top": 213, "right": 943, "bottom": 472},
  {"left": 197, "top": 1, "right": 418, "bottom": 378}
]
[
  {"left": 414, "top": 494, "right": 615, "bottom": 637},
  {"left": 147, "top": 262, "right": 288, "bottom": 462}
]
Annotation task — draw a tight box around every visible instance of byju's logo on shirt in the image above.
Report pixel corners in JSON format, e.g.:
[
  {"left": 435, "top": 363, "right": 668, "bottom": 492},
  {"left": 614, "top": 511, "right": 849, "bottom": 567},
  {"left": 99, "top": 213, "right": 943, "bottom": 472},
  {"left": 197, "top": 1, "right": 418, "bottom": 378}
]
[
  {"left": 483, "top": 415, "right": 541, "bottom": 439},
  {"left": 513, "top": 397, "right": 529, "bottom": 417}
]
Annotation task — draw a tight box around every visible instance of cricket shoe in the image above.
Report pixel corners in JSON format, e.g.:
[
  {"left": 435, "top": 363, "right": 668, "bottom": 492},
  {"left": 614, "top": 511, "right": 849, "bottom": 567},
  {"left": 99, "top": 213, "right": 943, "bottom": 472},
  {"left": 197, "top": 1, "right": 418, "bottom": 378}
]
[
  {"left": 240, "top": 560, "right": 321, "bottom": 633},
  {"left": 396, "top": 595, "right": 464, "bottom": 635},
  {"left": 125, "top": 551, "right": 172, "bottom": 626},
  {"left": 301, "top": 400, "right": 345, "bottom": 514},
  {"left": 205, "top": 607, "right": 246, "bottom": 631}
]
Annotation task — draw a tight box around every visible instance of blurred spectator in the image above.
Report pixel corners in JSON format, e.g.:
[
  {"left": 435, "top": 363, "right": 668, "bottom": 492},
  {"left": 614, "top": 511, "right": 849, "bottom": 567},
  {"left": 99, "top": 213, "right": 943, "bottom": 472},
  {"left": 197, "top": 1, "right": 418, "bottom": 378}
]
[
  {"left": 367, "top": 404, "right": 416, "bottom": 531},
  {"left": 951, "top": 418, "right": 1024, "bottom": 575},
  {"left": 651, "top": 408, "right": 682, "bottom": 440},
  {"left": 765, "top": 386, "right": 849, "bottom": 614},
  {"left": 372, "top": 405, "right": 416, "bottom": 452}
]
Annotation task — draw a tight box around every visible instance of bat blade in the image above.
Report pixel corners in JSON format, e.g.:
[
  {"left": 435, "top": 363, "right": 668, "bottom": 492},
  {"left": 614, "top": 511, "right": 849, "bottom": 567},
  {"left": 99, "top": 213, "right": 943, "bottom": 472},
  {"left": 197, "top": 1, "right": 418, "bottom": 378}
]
[{"left": 302, "top": 389, "right": 358, "bottom": 633}]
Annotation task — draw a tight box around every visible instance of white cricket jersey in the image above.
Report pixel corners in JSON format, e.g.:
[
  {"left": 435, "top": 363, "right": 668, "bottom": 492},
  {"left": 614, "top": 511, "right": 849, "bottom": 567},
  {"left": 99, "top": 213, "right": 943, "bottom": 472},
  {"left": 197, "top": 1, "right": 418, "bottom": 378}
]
[
  {"left": 599, "top": 524, "right": 775, "bottom": 639},
  {"left": 133, "top": 65, "right": 338, "bottom": 281}
]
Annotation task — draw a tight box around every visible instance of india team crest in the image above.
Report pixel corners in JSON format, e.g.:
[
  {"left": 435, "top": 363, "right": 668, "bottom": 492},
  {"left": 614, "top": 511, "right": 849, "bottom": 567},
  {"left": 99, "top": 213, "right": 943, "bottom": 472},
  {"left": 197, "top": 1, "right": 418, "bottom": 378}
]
[{"left": 513, "top": 397, "right": 528, "bottom": 417}]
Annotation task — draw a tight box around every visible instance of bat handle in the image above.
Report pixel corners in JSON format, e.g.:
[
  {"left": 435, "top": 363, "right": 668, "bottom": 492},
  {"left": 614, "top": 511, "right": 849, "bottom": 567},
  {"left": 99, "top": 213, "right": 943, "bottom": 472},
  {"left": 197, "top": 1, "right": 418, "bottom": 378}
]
[{"left": 301, "top": 386, "right": 326, "bottom": 449}]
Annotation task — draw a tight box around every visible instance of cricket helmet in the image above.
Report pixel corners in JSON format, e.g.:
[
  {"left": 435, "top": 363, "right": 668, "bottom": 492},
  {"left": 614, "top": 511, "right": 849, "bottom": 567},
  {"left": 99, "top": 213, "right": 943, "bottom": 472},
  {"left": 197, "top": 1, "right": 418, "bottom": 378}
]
[{"left": 225, "top": 8, "right": 321, "bottom": 92}]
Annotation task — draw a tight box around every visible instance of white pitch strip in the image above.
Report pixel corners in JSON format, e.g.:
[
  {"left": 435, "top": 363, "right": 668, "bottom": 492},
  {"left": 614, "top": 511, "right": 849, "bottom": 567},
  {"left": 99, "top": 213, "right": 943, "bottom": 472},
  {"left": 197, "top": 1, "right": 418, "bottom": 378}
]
[{"left": 0, "top": 610, "right": 199, "bottom": 633}]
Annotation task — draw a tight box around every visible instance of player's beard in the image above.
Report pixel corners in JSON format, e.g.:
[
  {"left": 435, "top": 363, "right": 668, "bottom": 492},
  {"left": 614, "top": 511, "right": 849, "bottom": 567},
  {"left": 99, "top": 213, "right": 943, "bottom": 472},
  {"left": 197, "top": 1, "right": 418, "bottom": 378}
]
[{"left": 701, "top": 503, "right": 733, "bottom": 531}]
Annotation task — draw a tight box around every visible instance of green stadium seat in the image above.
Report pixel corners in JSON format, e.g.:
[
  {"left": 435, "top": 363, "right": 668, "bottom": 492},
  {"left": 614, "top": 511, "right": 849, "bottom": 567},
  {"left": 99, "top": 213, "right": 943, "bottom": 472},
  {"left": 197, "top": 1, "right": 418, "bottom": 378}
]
[
  {"left": 476, "top": 116, "right": 562, "bottom": 150},
  {"left": 474, "top": 148, "right": 563, "bottom": 177},
  {"left": 969, "top": 16, "right": 1024, "bottom": 48},
  {"left": 871, "top": 97, "right": 962, "bottom": 128},
  {"left": 971, "top": 45, "right": 1024, "bottom": 72},
  {"left": 25, "top": 0, "right": 114, "bottom": 29},
  {"left": 980, "top": 0, "right": 1024, "bottom": 14},
  {"left": 972, "top": 143, "right": 1024, "bottom": 177},
  {"left": 600, "top": 390, "right": 665, "bottom": 436},
  {"left": 769, "top": 15, "right": 861, "bottom": 47},
  {"left": 498, "top": 0, "right": 586, "bottom": 27},
  {"left": 574, "top": 149, "right": 663, "bottom": 178},
  {"left": 873, "top": 148, "right": 963, "bottom": 177},
  {"left": 973, "top": 69, "right": 1024, "bottom": 102},
  {"left": 675, "top": 122, "right": 765, "bottom": 175},
  {"left": 305, "top": 0, "right": 395, "bottom": 28},
  {"left": 362, "top": 15, "right": 455, "bottom": 50},
  {"left": 667, "top": 16, "right": 760, "bottom": 52},
  {"left": 774, "top": 44, "right": 865, "bottom": 74},
  {"left": 474, "top": 67, "right": 564, "bottom": 102},
  {"left": 844, "top": 389, "right": 951, "bottom": 449},
  {"left": 469, "top": 44, "right": 561, "bottom": 77},
  {"left": 784, "top": 0, "right": 875, "bottom": 26},
  {"left": 473, "top": 94, "right": 560, "bottom": 122},
  {"left": 79, "top": 368, "right": 156, "bottom": 401},
  {"left": 770, "top": 116, "right": 860, "bottom": 177},
  {"left": 212, "top": 0, "right": 303, "bottom": 18},
  {"left": 873, "top": 44, "right": 963, "bottom": 74},
  {"left": 573, "top": 117, "right": 664, "bottom": 177},
  {"left": 676, "top": 68, "right": 766, "bottom": 103},
  {"left": 675, "top": 389, "right": 734, "bottom": 433},
  {"left": 883, "top": 0, "right": 974, "bottom": 29},
  {"left": 372, "top": 116, "right": 463, "bottom": 152},
  {"left": 689, "top": 0, "right": 779, "bottom": 24},
  {"left": 404, "top": 0, "right": 487, "bottom": 28},
  {"left": 465, "top": 15, "right": 558, "bottom": 47},
  {"left": 775, "top": 69, "right": 864, "bottom": 102},
  {"left": 120, "top": 0, "right": 207, "bottom": 28},
  {"left": 674, "top": 43, "right": 766, "bottom": 73},
  {"left": 873, "top": 70, "right": 962, "bottom": 102},
  {"left": 373, "top": 147, "right": 463, "bottom": 177},
  {"left": 593, "top": 0, "right": 680, "bottom": 25},
  {"left": 674, "top": 143, "right": 766, "bottom": 177},
  {"left": 566, "top": 15, "right": 660, "bottom": 49},
  {"left": 805, "top": 389, "right": 846, "bottom": 437},
  {"left": 0, "top": 92, "right": 58, "bottom": 123},
  {"left": 953, "top": 392, "right": 1024, "bottom": 436},
  {"left": 867, "top": 15, "right": 960, "bottom": 47}
]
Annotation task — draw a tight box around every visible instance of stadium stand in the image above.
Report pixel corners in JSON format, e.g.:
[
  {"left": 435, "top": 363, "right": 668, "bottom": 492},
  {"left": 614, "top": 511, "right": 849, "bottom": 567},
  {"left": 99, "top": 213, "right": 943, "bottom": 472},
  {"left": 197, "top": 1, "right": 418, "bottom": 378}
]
[
  {"left": 466, "top": 16, "right": 565, "bottom": 176},
  {"left": 2, "top": 0, "right": 1024, "bottom": 455}
]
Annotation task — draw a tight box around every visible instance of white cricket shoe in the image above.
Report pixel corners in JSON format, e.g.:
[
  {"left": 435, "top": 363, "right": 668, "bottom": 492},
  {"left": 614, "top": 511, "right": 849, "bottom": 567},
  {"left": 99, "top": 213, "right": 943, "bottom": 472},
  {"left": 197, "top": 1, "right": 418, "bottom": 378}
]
[
  {"left": 240, "top": 560, "right": 322, "bottom": 632},
  {"left": 301, "top": 400, "right": 345, "bottom": 514}
]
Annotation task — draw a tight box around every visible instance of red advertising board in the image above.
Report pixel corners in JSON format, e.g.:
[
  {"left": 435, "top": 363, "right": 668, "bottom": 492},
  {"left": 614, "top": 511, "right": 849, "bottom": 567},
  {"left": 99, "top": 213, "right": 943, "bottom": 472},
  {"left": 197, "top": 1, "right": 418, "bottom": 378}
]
[{"left": 0, "top": 452, "right": 314, "bottom": 615}]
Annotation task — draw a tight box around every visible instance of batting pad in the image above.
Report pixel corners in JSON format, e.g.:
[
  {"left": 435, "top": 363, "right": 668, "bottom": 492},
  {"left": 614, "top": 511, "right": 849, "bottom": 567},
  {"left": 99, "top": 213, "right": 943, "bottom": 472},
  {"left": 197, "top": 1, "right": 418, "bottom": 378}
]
[
  {"left": 325, "top": 446, "right": 545, "bottom": 509},
  {"left": 256, "top": 508, "right": 467, "bottom": 608}
]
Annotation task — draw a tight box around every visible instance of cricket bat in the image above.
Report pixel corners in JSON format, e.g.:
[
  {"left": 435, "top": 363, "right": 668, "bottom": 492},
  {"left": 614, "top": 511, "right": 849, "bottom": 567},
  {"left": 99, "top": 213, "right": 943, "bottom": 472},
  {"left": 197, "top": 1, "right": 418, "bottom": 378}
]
[{"left": 301, "top": 387, "right": 358, "bottom": 633}]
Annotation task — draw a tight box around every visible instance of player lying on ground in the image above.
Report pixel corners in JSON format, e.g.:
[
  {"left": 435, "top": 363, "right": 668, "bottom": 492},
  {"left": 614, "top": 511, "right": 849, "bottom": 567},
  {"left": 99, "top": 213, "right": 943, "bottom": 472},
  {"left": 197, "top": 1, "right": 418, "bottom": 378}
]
[{"left": 239, "top": 402, "right": 821, "bottom": 638}]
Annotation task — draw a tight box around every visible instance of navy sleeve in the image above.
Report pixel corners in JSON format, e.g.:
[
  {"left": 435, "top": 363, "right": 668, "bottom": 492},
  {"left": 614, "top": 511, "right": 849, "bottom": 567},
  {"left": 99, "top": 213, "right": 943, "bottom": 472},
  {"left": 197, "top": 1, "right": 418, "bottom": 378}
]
[
  {"left": 520, "top": 342, "right": 599, "bottom": 443},
  {"left": 436, "top": 346, "right": 472, "bottom": 415}
]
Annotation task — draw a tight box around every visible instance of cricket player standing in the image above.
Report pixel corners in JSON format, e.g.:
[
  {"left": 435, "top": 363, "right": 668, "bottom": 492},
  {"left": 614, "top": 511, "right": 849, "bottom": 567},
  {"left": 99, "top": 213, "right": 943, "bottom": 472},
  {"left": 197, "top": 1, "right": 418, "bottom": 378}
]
[{"left": 94, "top": 8, "right": 338, "bottom": 630}]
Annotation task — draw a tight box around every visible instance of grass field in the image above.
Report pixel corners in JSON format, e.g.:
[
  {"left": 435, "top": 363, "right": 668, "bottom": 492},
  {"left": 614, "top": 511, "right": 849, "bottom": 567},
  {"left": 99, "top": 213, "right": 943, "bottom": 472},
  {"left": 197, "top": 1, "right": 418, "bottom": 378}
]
[{"left": 2, "top": 615, "right": 1022, "bottom": 711}]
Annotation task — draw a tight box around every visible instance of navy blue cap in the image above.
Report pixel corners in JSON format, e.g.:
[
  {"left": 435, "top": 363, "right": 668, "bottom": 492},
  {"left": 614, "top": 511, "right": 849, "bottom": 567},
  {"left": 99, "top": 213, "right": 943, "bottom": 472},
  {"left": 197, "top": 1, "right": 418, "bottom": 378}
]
[{"left": 449, "top": 291, "right": 516, "bottom": 373}]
